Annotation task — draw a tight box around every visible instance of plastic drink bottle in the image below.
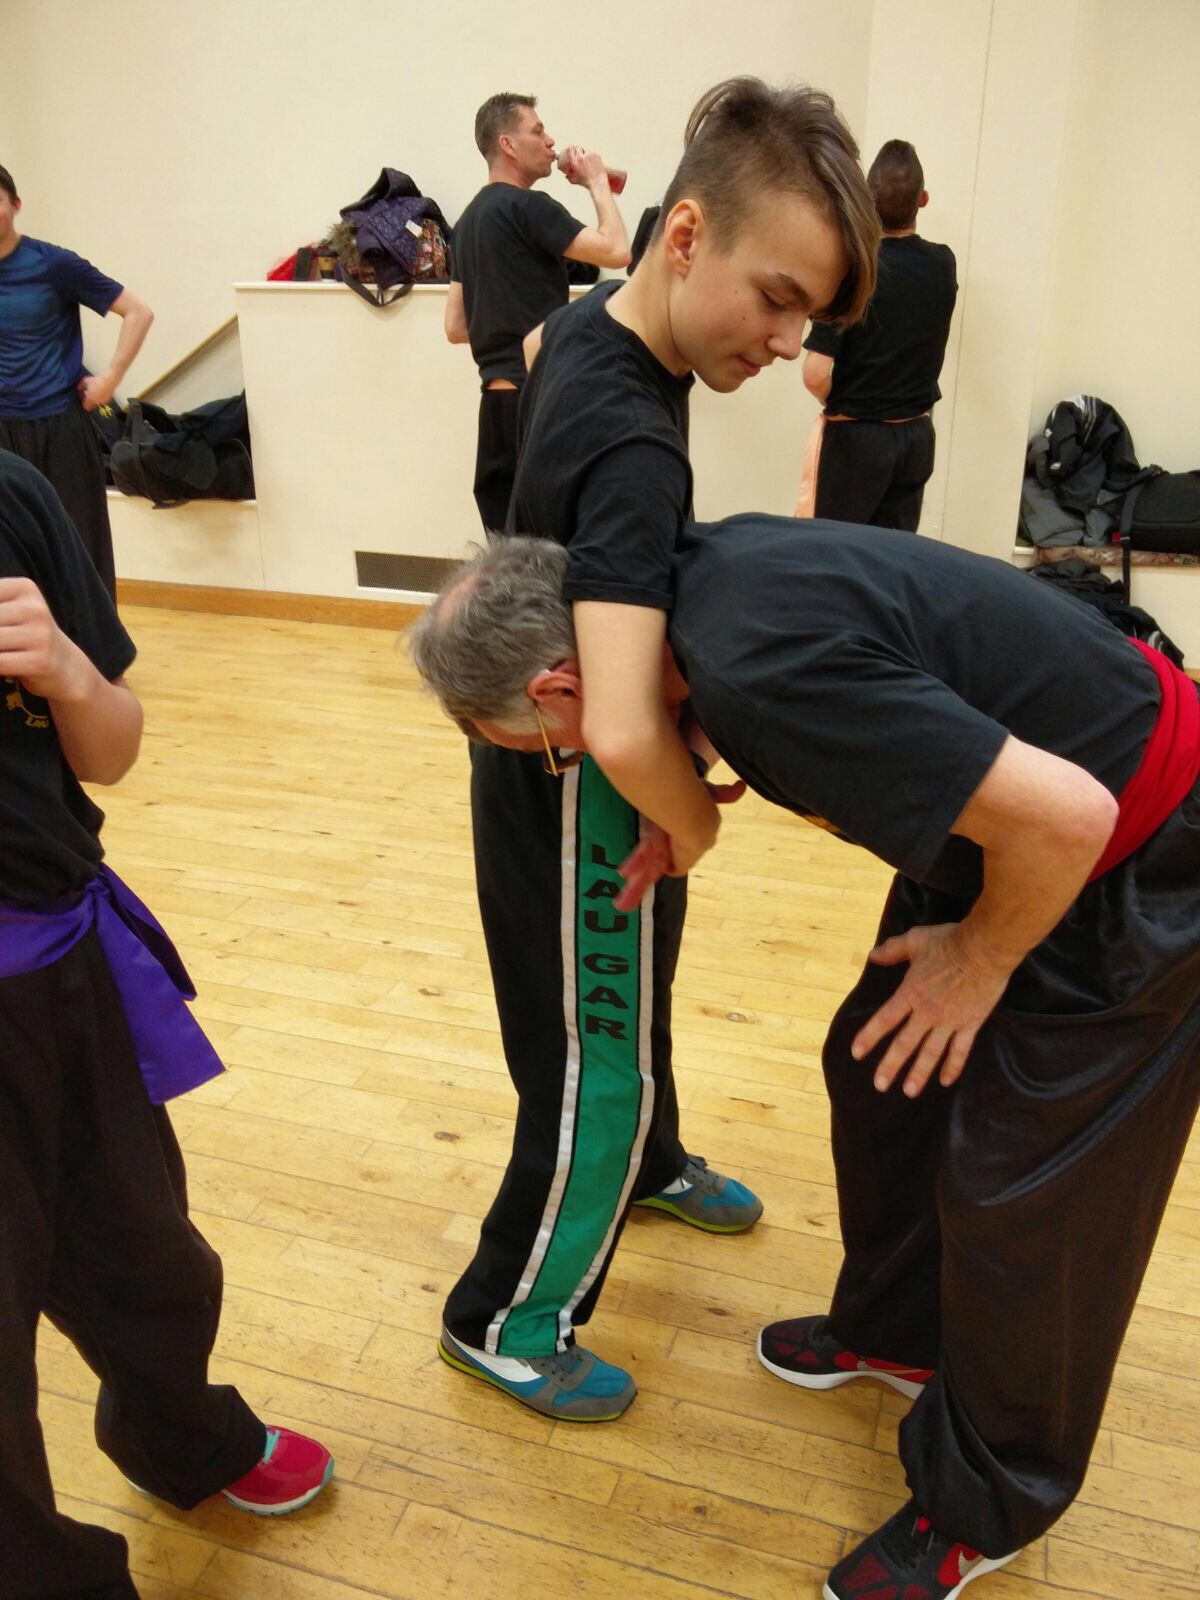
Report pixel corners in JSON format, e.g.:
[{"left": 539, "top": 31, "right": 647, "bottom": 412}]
[{"left": 557, "top": 150, "right": 627, "bottom": 194}]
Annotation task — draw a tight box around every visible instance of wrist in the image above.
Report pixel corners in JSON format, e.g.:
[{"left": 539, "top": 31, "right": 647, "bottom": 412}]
[
  {"left": 41, "top": 638, "right": 97, "bottom": 705},
  {"left": 954, "top": 919, "right": 1024, "bottom": 978}
]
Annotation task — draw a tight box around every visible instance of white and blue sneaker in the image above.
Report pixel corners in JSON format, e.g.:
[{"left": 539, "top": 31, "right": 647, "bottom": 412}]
[
  {"left": 635, "top": 1154, "right": 763, "bottom": 1233},
  {"left": 438, "top": 1327, "right": 637, "bottom": 1421}
]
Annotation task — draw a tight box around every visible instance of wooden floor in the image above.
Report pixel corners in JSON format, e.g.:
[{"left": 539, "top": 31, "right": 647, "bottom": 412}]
[{"left": 40, "top": 605, "right": 1200, "bottom": 1600}]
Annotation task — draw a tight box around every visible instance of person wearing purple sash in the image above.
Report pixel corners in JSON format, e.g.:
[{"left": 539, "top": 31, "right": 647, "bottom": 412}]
[{"left": 0, "top": 450, "right": 333, "bottom": 1600}]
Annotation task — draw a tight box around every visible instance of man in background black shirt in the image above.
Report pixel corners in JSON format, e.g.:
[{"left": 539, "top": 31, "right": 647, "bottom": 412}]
[
  {"left": 445, "top": 93, "right": 630, "bottom": 530},
  {"left": 802, "top": 140, "right": 957, "bottom": 531}
]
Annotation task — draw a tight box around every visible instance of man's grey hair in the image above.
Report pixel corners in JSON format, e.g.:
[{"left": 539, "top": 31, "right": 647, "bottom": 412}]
[{"left": 407, "top": 536, "right": 575, "bottom": 735}]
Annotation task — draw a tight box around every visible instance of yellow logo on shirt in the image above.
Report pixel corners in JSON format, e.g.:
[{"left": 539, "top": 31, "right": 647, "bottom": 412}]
[{"left": 3, "top": 680, "right": 50, "bottom": 729}]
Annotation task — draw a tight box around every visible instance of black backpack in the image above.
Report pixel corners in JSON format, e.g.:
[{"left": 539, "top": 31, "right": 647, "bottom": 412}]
[
  {"left": 1114, "top": 469, "right": 1200, "bottom": 597},
  {"left": 110, "top": 395, "right": 254, "bottom": 508}
]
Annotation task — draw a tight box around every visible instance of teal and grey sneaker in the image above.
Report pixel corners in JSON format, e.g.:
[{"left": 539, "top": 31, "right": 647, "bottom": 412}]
[
  {"left": 437, "top": 1327, "right": 637, "bottom": 1421},
  {"left": 634, "top": 1154, "right": 764, "bottom": 1233}
]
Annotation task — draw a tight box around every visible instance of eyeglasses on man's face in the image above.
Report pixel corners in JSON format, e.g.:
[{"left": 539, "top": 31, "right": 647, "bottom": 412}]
[{"left": 533, "top": 701, "right": 584, "bottom": 777}]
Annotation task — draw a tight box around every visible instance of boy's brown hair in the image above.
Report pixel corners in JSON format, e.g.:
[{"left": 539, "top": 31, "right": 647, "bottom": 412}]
[{"left": 656, "top": 77, "right": 879, "bottom": 326}]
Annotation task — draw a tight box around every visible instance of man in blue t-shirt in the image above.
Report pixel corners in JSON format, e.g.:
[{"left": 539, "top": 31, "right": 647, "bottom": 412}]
[{"left": 0, "top": 164, "right": 154, "bottom": 598}]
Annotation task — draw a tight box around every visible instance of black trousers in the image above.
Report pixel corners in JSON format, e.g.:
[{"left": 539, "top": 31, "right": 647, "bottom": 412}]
[
  {"left": 472, "top": 387, "right": 522, "bottom": 534},
  {"left": 822, "top": 774, "right": 1200, "bottom": 1557},
  {"left": 0, "top": 931, "right": 266, "bottom": 1600},
  {"left": 444, "top": 746, "right": 688, "bottom": 1357},
  {"left": 0, "top": 403, "right": 116, "bottom": 599},
  {"left": 814, "top": 415, "right": 935, "bottom": 533}
]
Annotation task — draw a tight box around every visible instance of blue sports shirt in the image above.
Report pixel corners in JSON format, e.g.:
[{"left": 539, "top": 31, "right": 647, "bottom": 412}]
[{"left": 0, "top": 237, "right": 123, "bottom": 420}]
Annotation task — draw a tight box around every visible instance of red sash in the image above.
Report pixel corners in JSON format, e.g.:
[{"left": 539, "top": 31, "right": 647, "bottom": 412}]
[{"left": 1087, "top": 640, "right": 1200, "bottom": 882}]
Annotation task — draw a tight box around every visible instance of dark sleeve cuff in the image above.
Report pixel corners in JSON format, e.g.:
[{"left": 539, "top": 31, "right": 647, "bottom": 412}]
[{"left": 563, "top": 578, "right": 673, "bottom": 610}]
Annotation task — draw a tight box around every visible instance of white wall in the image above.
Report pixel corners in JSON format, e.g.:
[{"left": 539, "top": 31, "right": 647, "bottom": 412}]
[
  {"left": 4, "top": 0, "right": 872, "bottom": 405},
  {"left": 858, "top": 0, "right": 993, "bottom": 540},
  {"left": 937, "top": 0, "right": 1082, "bottom": 559},
  {"left": 8, "top": 0, "right": 1198, "bottom": 600},
  {"left": 1033, "top": 0, "right": 1200, "bottom": 471}
]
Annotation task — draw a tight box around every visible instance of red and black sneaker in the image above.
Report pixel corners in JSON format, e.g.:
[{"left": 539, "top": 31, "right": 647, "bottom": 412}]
[
  {"left": 825, "top": 1500, "right": 1019, "bottom": 1600},
  {"left": 758, "top": 1314, "right": 933, "bottom": 1400}
]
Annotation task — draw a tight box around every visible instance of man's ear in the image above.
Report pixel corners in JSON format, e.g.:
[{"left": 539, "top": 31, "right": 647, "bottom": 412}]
[
  {"left": 661, "top": 200, "right": 704, "bottom": 278},
  {"left": 917, "top": 190, "right": 929, "bottom": 210},
  {"left": 529, "top": 660, "right": 583, "bottom": 705}
]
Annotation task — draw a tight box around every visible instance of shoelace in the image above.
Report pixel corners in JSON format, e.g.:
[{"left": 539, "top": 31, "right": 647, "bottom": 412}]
[
  {"left": 682, "top": 1154, "right": 724, "bottom": 1195},
  {"left": 880, "top": 1507, "right": 944, "bottom": 1570},
  {"left": 527, "top": 1346, "right": 588, "bottom": 1381}
]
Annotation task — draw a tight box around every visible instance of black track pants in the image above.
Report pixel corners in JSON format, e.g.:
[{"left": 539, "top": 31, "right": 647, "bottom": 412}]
[
  {"left": 444, "top": 746, "right": 688, "bottom": 1357},
  {"left": 0, "top": 931, "right": 265, "bottom": 1600},
  {"left": 822, "top": 776, "right": 1200, "bottom": 1556}
]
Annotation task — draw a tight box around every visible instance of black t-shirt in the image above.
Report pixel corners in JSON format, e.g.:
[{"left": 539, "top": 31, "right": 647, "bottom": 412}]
[
  {"left": 451, "top": 183, "right": 586, "bottom": 386},
  {"left": 507, "top": 282, "right": 694, "bottom": 611},
  {"left": 0, "top": 450, "right": 135, "bottom": 904},
  {"left": 804, "top": 235, "right": 957, "bottom": 420},
  {"left": 669, "top": 515, "right": 1159, "bottom": 898}
]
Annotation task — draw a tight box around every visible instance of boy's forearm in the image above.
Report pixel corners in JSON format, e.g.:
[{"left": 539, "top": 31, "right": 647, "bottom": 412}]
[
  {"left": 588, "top": 718, "right": 718, "bottom": 854},
  {"left": 46, "top": 642, "right": 143, "bottom": 784},
  {"left": 102, "top": 304, "right": 153, "bottom": 387}
]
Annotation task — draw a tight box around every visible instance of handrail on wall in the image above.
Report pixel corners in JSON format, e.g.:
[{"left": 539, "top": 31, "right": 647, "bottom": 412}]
[{"left": 135, "top": 315, "right": 238, "bottom": 402}]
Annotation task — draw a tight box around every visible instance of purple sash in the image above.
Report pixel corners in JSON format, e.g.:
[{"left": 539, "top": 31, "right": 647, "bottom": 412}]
[{"left": 0, "top": 865, "right": 225, "bottom": 1104}]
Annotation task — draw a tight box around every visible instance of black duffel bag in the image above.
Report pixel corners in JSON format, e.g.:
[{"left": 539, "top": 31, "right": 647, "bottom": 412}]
[
  {"left": 110, "top": 394, "right": 254, "bottom": 508},
  {"left": 1116, "top": 468, "right": 1200, "bottom": 597}
]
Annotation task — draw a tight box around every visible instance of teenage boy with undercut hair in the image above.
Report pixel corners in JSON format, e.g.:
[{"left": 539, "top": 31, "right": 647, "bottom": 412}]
[
  {"left": 802, "top": 139, "right": 957, "bottom": 531},
  {"left": 446, "top": 93, "right": 630, "bottom": 532},
  {"left": 436, "top": 77, "right": 880, "bottom": 1422}
]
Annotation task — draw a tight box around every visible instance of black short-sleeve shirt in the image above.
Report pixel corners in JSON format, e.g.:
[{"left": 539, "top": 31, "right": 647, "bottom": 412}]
[
  {"left": 804, "top": 235, "right": 957, "bottom": 421},
  {"left": 451, "top": 183, "right": 586, "bottom": 386},
  {"left": 669, "top": 515, "right": 1159, "bottom": 897},
  {"left": 507, "top": 282, "right": 694, "bottom": 611},
  {"left": 0, "top": 450, "right": 136, "bottom": 904}
]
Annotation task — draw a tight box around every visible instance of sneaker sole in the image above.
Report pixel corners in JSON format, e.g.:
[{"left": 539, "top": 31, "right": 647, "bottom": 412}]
[
  {"left": 757, "top": 1330, "right": 927, "bottom": 1401},
  {"left": 437, "top": 1339, "right": 634, "bottom": 1422},
  {"left": 126, "top": 1458, "right": 335, "bottom": 1518},
  {"left": 823, "top": 1548, "right": 1017, "bottom": 1600},
  {"left": 633, "top": 1196, "right": 762, "bottom": 1233},
  {"left": 223, "top": 1455, "right": 334, "bottom": 1517}
]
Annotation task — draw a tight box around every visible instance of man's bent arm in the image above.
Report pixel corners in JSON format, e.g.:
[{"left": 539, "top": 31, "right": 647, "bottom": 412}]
[
  {"left": 852, "top": 735, "right": 1118, "bottom": 1096},
  {"left": 523, "top": 323, "right": 544, "bottom": 372},
  {"left": 575, "top": 600, "right": 718, "bottom": 872},
  {"left": 951, "top": 735, "right": 1118, "bottom": 969},
  {"left": 79, "top": 289, "right": 153, "bottom": 410},
  {"left": 444, "top": 281, "right": 470, "bottom": 344},
  {"left": 563, "top": 153, "right": 630, "bottom": 269},
  {"left": 803, "top": 350, "right": 833, "bottom": 403}
]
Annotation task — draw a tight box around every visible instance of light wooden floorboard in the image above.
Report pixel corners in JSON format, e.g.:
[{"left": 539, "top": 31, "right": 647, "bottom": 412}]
[{"left": 37, "top": 604, "right": 1200, "bottom": 1600}]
